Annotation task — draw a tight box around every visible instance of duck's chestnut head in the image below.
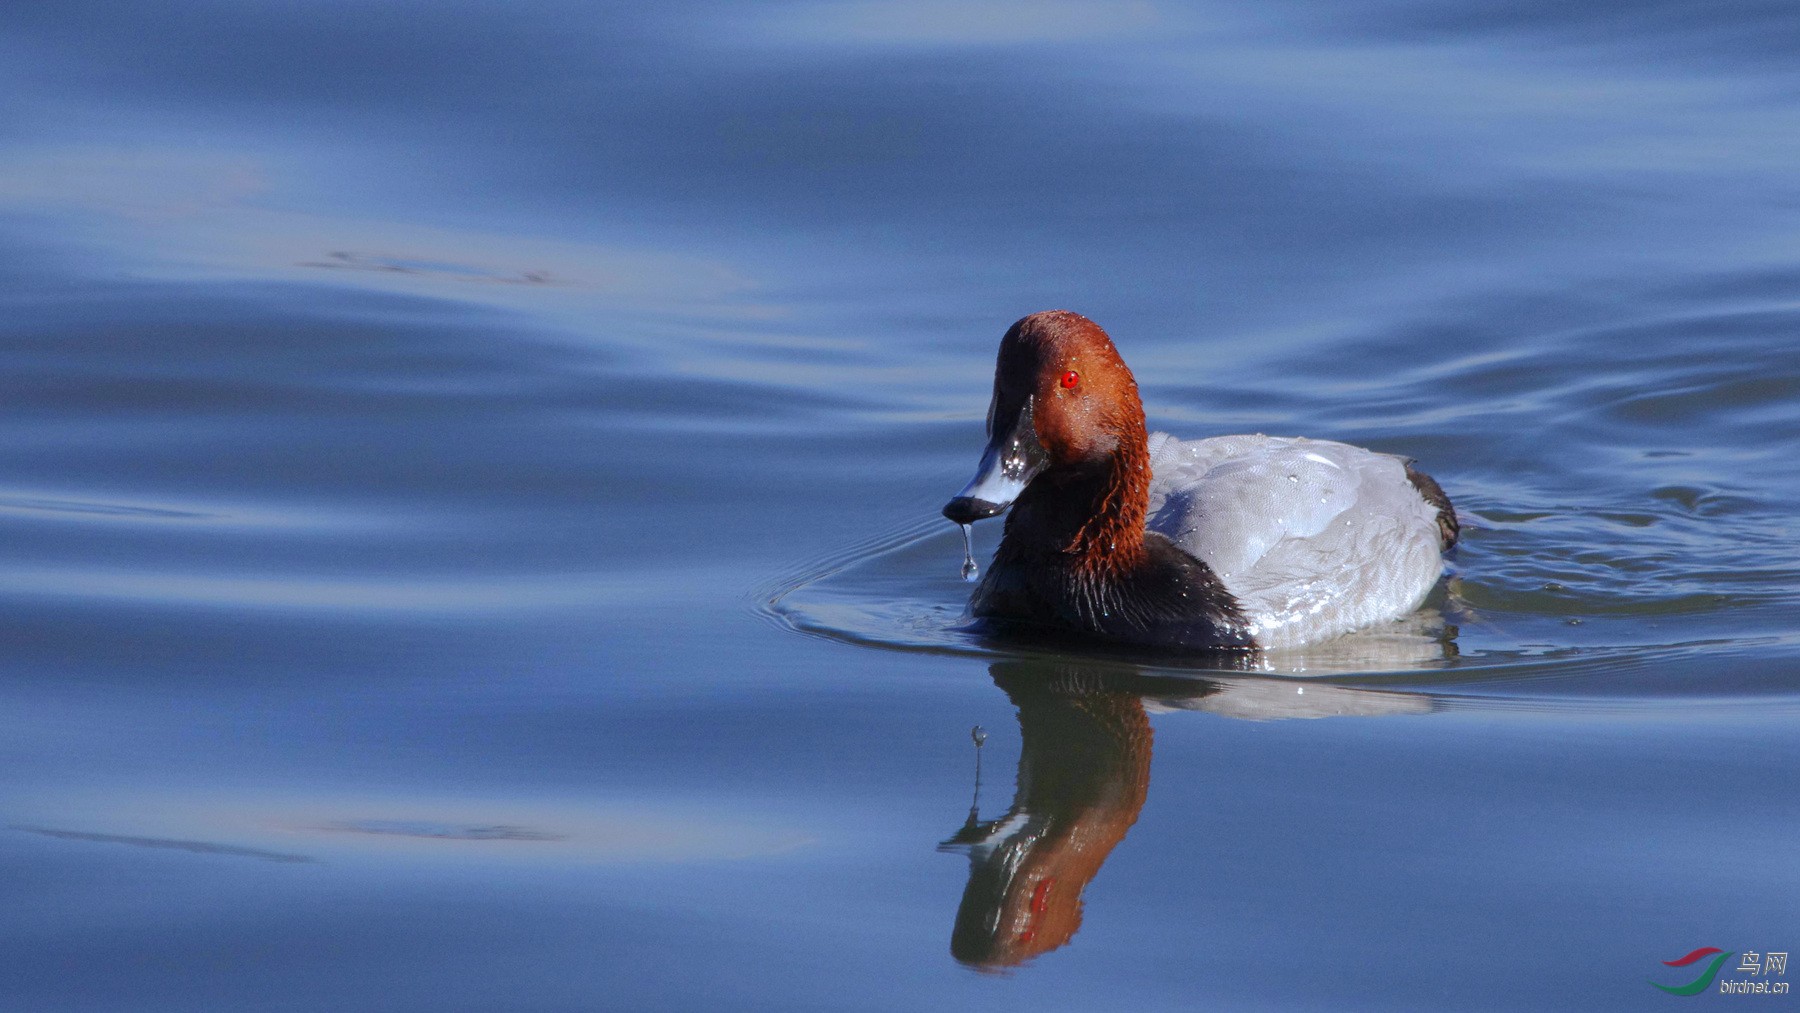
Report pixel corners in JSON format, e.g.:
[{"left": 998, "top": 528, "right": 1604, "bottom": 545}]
[{"left": 943, "top": 311, "right": 1146, "bottom": 524}]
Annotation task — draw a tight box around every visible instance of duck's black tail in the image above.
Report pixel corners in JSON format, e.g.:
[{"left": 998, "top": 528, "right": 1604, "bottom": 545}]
[{"left": 1404, "top": 464, "right": 1460, "bottom": 551}]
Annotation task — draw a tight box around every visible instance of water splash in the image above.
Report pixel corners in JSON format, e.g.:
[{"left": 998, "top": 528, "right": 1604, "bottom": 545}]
[{"left": 959, "top": 523, "right": 979, "bottom": 581}]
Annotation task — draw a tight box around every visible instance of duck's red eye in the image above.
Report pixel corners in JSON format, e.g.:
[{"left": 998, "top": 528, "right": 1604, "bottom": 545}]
[{"left": 1060, "top": 370, "right": 1079, "bottom": 389}]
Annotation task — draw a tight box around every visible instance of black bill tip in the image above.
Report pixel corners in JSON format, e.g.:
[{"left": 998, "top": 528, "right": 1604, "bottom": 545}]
[{"left": 942, "top": 496, "right": 1006, "bottom": 525}]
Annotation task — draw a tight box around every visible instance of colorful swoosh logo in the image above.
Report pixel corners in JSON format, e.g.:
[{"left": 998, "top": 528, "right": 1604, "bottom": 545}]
[
  {"left": 1664, "top": 947, "right": 1724, "bottom": 967},
  {"left": 1652, "top": 948, "right": 1735, "bottom": 995}
]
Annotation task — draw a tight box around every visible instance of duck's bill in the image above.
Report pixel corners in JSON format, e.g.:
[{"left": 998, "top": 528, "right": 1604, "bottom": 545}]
[{"left": 942, "top": 402, "right": 1047, "bottom": 525}]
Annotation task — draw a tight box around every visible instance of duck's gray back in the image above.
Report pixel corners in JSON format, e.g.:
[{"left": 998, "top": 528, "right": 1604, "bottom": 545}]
[{"left": 1144, "top": 433, "right": 1446, "bottom": 650}]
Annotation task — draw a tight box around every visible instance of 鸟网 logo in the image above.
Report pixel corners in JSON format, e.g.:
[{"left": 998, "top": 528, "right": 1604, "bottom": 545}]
[{"left": 1653, "top": 948, "right": 1790, "bottom": 996}]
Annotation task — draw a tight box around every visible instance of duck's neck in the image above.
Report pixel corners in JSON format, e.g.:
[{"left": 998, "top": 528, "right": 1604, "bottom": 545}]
[{"left": 1004, "top": 436, "right": 1150, "bottom": 573}]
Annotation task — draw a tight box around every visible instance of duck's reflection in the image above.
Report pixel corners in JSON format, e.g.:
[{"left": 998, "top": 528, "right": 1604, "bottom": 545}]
[
  {"left": 940, "top": 661, "right": 1154, "bottom": 967},
  {"left": 939, "top": 657, "right": 1438, "bottom": 969}
]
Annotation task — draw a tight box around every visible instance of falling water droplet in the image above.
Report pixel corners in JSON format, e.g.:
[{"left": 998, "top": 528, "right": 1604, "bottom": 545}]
[
  {"left": 959, "top": 523, "right": 979, "bottom": 581},
  {"left": 965, "top": 724, "right": 988, "bottom": 825}
]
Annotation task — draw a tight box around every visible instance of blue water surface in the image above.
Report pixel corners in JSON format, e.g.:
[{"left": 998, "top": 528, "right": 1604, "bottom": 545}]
[{"left": 1, "top": 3, "right": 1797, "bottom": 1010}]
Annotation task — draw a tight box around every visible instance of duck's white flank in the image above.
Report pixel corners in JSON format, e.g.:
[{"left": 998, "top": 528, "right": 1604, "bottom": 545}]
[{"left": 1144, "top": 433, "right": 1445, "bottom": 650}]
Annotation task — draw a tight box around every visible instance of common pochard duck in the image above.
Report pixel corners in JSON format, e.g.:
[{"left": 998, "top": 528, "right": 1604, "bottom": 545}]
[{"left": 943, "top": 310, "right": 1458, "bottom": 651}]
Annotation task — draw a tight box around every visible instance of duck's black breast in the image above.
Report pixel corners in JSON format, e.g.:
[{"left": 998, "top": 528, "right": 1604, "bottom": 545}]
[{"left": 971, "top": 532, "right": 1257, "bottom": 650}]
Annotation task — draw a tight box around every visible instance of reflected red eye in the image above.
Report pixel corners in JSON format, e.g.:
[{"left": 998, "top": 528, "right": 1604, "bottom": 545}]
[{"left": 1060, "top": 370, "right": 1079, "bottom": 389}]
